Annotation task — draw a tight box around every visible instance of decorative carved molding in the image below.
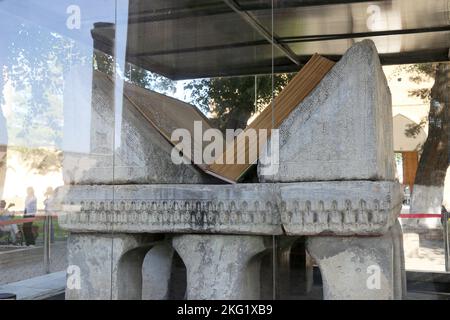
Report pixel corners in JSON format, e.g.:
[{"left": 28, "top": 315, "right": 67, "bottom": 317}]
[{"left": 50, "top": 181, "right": 402, "bottom": 236}]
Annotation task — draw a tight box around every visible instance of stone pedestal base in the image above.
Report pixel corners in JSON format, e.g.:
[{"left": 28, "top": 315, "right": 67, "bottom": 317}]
[
  {"left": 306, "top": 221, "right": 405, "bottom": 300},
  {"left": 66, "top": 233, "right": 164, "bottom": 300},
  {"left": 142, "top": 242, "right": 174, "bottom": 300},
  {"left": 172, "top": 234, "right": 268, "bottom": 299},
  {"left": 275, "top": 237, "right": 313, "bottom": 299}
]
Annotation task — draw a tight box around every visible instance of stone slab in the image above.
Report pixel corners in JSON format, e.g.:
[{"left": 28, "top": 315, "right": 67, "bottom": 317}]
[
  {"left": 258, "top": 40, "right": 396, "bottom": 182},
  {"left": 279, "top": 180, "right": 402, "bottom": 235},
  {"left": 62, "top": 70, "right": 214, "bottom": 185},
  {"left": 306, "top": 222, "right": 405, "bottom": 300},
  {"left": 0, "top": 271, "right": 65, "bottom": 300}
]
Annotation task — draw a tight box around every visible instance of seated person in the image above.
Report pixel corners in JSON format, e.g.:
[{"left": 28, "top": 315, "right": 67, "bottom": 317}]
[{"left": 0, "top": 200, "right": 19, "bottom": 243}]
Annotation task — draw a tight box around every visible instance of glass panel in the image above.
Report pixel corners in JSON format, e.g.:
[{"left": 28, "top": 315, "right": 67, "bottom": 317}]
[
  {"left": 110, "top": 0, "right": 277, "bottom": 300},
  {"left": 387, "top": 63, "right": 449, "bottom": 274},
  {"left": 389, "top": 62, "right": 450, "bottom": 298},
  {"left": 0, "top": 0, "right": 116, "bottom": 299},
  {"left": 2, "top": 0, "right": 448, "bottom": 301},
  {"left": 271, "top": 2, "right": 316, "bottom": 300}
]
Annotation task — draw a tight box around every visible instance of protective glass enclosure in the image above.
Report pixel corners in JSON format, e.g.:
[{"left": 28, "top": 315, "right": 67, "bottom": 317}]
[{"left": 0, "top": 0, "right": 449, "bottom": 301}]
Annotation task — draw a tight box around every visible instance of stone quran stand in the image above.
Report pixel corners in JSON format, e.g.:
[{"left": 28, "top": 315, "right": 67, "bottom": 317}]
[{"left": 52, "top": 40, "right": 405, "bottom": 300}]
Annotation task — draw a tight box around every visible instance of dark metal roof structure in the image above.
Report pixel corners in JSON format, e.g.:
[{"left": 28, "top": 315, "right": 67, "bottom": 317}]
[{"left": 92, "top": 0, "right": 450, "bottom": 79}]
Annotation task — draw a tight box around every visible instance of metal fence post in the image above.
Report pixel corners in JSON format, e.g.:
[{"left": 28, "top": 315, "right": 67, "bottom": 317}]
[
  {"left": 43, "top": 212, "right": 51, "bottom": 274},
  {"left": 443, "top": 208, "right": 449, "bottom": 272}
]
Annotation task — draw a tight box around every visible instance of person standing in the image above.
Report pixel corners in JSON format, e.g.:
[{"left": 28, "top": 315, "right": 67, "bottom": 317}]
[
  {"left": 23, "top": 187, "right": 37, "bottom": 246},
  {"left": 0, "top": 200, "right": 18, "bottom": 243}
]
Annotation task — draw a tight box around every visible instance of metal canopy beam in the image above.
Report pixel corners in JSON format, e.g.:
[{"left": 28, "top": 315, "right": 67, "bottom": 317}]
[
  {"left": 111, "top": 0, "right": 450, "bottom": 79},
  {"left": 221, "top": 0, "right": 300, "bottom": 65},
  {"left": 127, "top": 0, "right": 385, "bottom": 24},
  {"left": 128, "top": 25, "right": 450, "bottom": 59},
  {"left": 124, "top": 48, "right": 450, "bottom": 80}
]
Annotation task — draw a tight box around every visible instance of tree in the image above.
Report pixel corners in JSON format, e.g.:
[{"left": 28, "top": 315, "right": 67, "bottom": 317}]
[
  {"left": 399, "top": 62, "right": 450, "bottom": 218},
  {"left": 3, "top": 30, "right": 73, "bottom": 149},
  {"left": 94, "top": 49, "right": 176, "bottom": 95},
  {"left": 414, "top": 63, "right": 449, "bottom": 188},
  {"left": 185, "top": 73, "right": 294, "bottom": 132},
  {"left": 1, "top": 25, "right": 82, "bottom": 177}
]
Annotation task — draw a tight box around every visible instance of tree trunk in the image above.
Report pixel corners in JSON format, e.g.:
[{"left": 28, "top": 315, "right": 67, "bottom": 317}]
[{"left": 409, "top": 63, "right": 450, "bottom": 230}]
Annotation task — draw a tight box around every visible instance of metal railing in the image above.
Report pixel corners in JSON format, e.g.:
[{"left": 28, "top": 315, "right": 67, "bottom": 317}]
[
  {"left": 400, "top": 208, "right": 450, "bottom": 272},
  {"left": 443, "top": 208, "right": 449, "bottom": 272}
]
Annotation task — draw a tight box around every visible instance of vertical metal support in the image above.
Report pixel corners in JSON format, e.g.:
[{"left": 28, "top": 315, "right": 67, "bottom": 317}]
[
  {"left": 221, "top": 0, "right": 300, "bottom": 66},
  {"left": 43, "top": 213, "right": 51, "bottom": 274},
  {"left": 444, "top": 209, "right": 449, "bottom": 272},
  {"left": 111, "top": 0, "right": 131, "bottom": 299}
]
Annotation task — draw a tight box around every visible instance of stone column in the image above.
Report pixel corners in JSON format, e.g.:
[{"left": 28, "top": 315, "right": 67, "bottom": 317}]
[
  {"left": 142, "top": 242, "right": 174, "bottom": 300},
  {"left": 66, "top": 233, "right": 163, "bottom": 300},
  {"left": 172, "top": 234, "right": 268, "bottom": 300},
  {"left": 285, "top": 237, "right": 314, "bottom": 297},
  {"left": 391, "top": 221, "right": 407, "bottom": 299},
  {"left": 306, "top": 222, "right": 405, "bottom": 300},
  {"left": 275, "top": 237, "right": 296, "bottom": 299},
  {"left": 272, "top": 236, "right": 313, "bottom": 299}
]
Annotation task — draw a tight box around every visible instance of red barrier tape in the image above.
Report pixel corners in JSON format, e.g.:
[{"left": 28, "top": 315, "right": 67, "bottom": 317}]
[{"left": 0, "top": 215, "right": 57, "bottom": 226}]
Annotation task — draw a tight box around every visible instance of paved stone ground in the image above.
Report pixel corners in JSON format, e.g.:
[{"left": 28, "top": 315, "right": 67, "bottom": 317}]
[
  {"left": 400, "top": 204, "right": 447, "bottom": 272},
  {"left": 0, "top": 264, "right": 447, "bottom": 300},
  {"left": 0, "top": 241, "right": 67, "bottom": 285},
  {"left": 0, "top": 231, "right": 447, "bottom": 299},
  {"left": 405, "top": 238, "right": 446, "bottom": 272}
]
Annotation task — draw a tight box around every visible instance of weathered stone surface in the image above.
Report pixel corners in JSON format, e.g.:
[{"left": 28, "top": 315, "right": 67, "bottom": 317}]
[
  {"left": 306, "top": 221, "right": 405, "bottom": 300},
  {"left": 51, "top": 181, "right": 401, "bottom": 236},
  {"left": 52, "top": 183, "right": 282, "bottom": 235},
  {"left": 172, "top": 234, "right": 268, "bottom": 299},
  {"left": 57, "top": 40, "right": 406, "bottom": 301},
  {"left": 258, "top": 40, "right": 395, "bottom": 182},
  {"left": 62, "top": 70, "right": 214, "bottom": 185},
  {"left": 66, "top": 233, "right": 163, "bottom": 300},
  {"left": 142, "top": 242, "right": 174, "bottom": 300},
  {"left": 279, "top": 180, "right": 402, "bottom": 235},
  {"left": 391, "top": 221, "right": 407, "bottom": 299}
]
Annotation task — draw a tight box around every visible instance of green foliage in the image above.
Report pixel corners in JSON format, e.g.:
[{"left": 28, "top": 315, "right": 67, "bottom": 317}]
[
  {"left": 125, "top": 63, "right": 176, "bottom": 94},
  {"left": 405, "top": 117, "right": 427, "bottom": 138},
  {"left": 2, "top": 23, "right": 174, "bottom": 150},
  {"left": 409, "top": 88, "right": 431, "bottom": 101},
  {"left": 3, "top": 29, "right": 79, "bottom": 148},
  {"left": 394, "top": 63, "right": 439, "bottom": 139},
  {"left": 404, "top": 63, "right": 436, "bottom": 79},
  {"left": 10, "top": 146, "right": 62, "bottom": 175},
  {"left": 394, "top": 63, "right": 437, "bottom": 103},
  {"left": 185, "top": 73, "right": 295, "bottom": 131},
  {"left": 93, "top": 50, "right": 114, "bottom": 76},
  {"left": 93, "top": 50, "right": 176, "bottom": 95}
]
